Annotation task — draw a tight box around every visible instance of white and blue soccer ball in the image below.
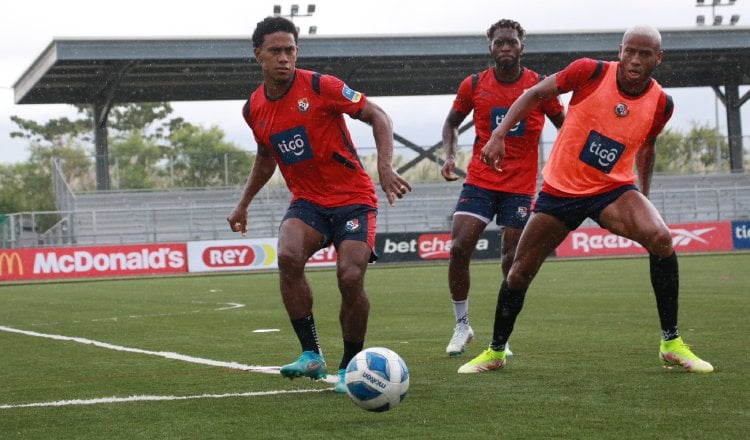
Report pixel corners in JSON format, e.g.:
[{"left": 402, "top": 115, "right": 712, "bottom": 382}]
[{"left": 344, "top": 347, "right": 409, "bottom": 412}]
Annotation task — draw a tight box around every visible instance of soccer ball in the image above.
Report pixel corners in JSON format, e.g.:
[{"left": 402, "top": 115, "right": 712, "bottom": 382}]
[{"left": 344, "top": 347, "right": 409, "bottom": 412}]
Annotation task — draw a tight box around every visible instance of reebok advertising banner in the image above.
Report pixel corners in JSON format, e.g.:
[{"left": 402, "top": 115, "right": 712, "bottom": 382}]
[{"left": 555, "top": 221, "right": 734, "bottom": 258}]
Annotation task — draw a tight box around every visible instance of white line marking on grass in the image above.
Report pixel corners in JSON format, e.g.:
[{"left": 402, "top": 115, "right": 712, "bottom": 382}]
[
  {"left": 0, "top": 325, "right": 282, "bottom": 374},
  {"left": 0, "top": 388, "right": 328, "bottom": 410},
  {"left": 214, "top": 302, "right": 245, "bottom": 311},
  {"left": 0, "top": 325, "right": 339, "bottom": 410},
  {"left": 31, "top": 302, "right": 247, "bottom": 326},
  {"left": 0, "top": 325, "right": 339, "bottom": 384}
]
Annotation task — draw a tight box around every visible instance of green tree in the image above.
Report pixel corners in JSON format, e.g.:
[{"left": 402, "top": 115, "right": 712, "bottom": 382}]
[
  {"left": 167, "top": 123, "right": 253, "bottom": 187},
  {"left": 0, "top": 162, "right": 59, "bottom": 231},
  {"left": 109, "top": 131, "right": 166, "bottom": 189},
  {"left": 655, "top": 123, "right": 729, "bottom": 173}
]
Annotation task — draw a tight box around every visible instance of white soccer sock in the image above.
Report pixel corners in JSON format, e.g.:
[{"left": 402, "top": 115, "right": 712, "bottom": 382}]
[{"left": 451, "top": 299, "right": 469, "bottom": 326}]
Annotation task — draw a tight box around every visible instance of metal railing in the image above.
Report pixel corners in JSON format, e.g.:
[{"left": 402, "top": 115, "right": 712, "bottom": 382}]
[{"left": 2, "top": 183, "right": 748, "bottom": 249}]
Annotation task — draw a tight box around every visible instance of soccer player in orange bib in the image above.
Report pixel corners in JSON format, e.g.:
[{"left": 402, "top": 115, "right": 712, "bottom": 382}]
[
  {"left": 459, "top": 24, "right": 713, "bottom": 374},
  {"left": 441, "top": 19, "right": 564, "bottom": 357},
  {"left": 227, "top": 16, "right": 411, "bottom": 392}
]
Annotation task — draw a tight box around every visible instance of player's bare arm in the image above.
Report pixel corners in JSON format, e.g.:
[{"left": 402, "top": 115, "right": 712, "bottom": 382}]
[
  {"left": 441, "top": 109, "right": 468, "bottom": 181},
  {"left": 481, "top": 74, "right": 561, "bottom": 170},
  {"left": 359, "top": 100, "right": 412, "bottom": 206},
  {"left": 635, "top": 137, "right": 657, "bottom": 197},
  {"left": 227, "top": 144, "right": 278, "bottom": 235}
]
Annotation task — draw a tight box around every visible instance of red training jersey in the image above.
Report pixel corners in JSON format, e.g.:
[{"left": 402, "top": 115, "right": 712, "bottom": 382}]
[
  {"left": 543, "top": 59, "right": 673, "bottom": 196},
  {"left": 243, "top": 69, "right": 377, "bottom": 208},
  {"left": 452, "top": 66, "right": 564, "bottom": 195}
]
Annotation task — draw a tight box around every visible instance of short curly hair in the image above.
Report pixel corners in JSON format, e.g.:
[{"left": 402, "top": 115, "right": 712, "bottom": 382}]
[
  {"left": 252, "top": 16, "right": 298, "bottom": 48},
  {"left": 486, "top": 19, "right": 526, "bottom": 41}
]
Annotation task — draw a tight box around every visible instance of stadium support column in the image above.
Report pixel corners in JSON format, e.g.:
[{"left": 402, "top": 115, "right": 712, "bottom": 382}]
[
  {"left": 715, "top": 84, "right": 748, "bottom": 174},
  {"left": 93, "top": 101, "right": 111, "bottom": 190}
]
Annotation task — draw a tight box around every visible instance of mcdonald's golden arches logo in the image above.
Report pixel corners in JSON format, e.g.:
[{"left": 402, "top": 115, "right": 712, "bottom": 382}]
[{"left": 0, "top": 252, "right": 24, "bottom": 277}]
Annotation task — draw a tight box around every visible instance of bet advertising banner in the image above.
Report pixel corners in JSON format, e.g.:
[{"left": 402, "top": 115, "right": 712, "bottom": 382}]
[
  {"left": 374, "top": 231, "right": 502, "bottom": 264},
  {"left": 0, "top": 243, "right": 187, "bottom": 282},
  {"left": 555, "top": 221, "right": 734, "bottom": 257}
]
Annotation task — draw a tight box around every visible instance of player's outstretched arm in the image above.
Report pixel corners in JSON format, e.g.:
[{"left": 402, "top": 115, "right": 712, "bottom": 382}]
[
  {"left": 359, "top": 100, "right": 412, "bottom": 206},
  {"left": 227, "top": 144, "right": 277, "bottom": 236},
  {"left": 441, "top": 109, "right": 468, "bottom": 182},
  {"left": 636, "top": 137, "right": 657, "bottom": 197},
  {"left": 482, "top": 74, "right": 560, "bottom": 171}
]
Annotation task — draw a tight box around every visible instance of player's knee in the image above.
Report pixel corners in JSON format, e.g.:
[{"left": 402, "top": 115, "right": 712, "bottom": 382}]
[
  {"left": 277, "top": 248, "right": 306, "bottom": 272},
  {"left": 449, "top": 240, "right": 473, "bottom": 261},
  {"left": 337, "top": 265, "right": 366, "bottom": 291},
  {"left": 506, "top": 269, "right": 532, "bottom": 290},
  {"left": 642, "top": 227, "right": 674, "bottom": 256}
]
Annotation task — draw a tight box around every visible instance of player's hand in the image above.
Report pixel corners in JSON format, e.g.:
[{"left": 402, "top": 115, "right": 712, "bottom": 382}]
[
  {"left": 441, "top": 156, "right": 459, "bottom": 182},
  {"left": 379, "top": 167, "right": 412, "bottom": 207},
  {"left": 227, "top": 207, "right": 248, "bottom": 237},
  {"left": 480, "top": 136, "right": 506, "bottom": 172}
]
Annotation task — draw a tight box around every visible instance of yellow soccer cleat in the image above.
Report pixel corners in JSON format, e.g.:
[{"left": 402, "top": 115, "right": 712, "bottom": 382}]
[
  {"left": 659, "top": 337, "right": 714, "bottom": 373},
  {"left": 457, "top": 347, "right": 506, "bottom": 373}
]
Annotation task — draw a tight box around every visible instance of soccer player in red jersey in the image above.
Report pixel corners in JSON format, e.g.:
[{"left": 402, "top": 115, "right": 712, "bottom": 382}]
[
  {"left": 227, "top": 16, "right": 411, "bottom": 392},
  {"left": 459, "top": 25, "right": 713, "bottom": 373},
  {"left": 441, "top": 19, "right": 564, "bottom": 357}
]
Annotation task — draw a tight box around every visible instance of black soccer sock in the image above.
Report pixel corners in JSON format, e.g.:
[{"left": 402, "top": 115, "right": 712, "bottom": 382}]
[
  {"left": 290, "top": 315, "right": 322, "bottom": 354},
  {"left": 339, "top": 339, "right": 364, "bottom": 371},
  {"left": 649, "top": 252, "right": 680, "bottom": 341},
  {"left": 490, "top": 280, "right": 528, "bottom": 351}
]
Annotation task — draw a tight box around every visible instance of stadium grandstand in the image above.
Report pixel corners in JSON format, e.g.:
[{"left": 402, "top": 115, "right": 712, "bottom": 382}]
[{"left": 1, "top": 169, "right": 748, "bottom": 248}]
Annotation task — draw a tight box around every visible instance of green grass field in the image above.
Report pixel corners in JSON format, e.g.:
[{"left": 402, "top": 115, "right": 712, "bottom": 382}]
[{"left": 1, "top": 253, "right": 748, "bottom": 439}]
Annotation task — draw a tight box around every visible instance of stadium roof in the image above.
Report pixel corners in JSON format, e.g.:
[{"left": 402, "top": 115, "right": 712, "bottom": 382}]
[{"left": 13, "top": 27, "right": 750, "bottom": 105}]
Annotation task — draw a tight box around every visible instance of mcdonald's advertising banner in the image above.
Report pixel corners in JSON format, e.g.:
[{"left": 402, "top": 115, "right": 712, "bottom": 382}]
[{"left": 0, "top": 244, "right": 187, "bottom": 282}]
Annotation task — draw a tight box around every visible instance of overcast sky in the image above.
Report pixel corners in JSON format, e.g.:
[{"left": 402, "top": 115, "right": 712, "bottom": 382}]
[{"left": 2, "top": 0, "right": 749, "bottom": 164}]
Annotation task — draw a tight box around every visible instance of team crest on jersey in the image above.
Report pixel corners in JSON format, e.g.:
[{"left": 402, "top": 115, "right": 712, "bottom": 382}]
[
  {"left": 345, "top": 219, "right": 361, "bottom": 233},
  {"left": 614, "top": 102, "right": 629, "bottom": 117},
  {"left": 515, "top": 206, "right": 529, "bottom": 221},
  {"left": 298, "top": 98, "right": 310, "bottom": 112},
  {"left": 342, "top": 85, "right": 362, "bottom": 103}
]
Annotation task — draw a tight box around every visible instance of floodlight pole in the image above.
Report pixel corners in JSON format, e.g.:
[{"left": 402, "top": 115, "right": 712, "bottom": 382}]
[
  {"left": 695, "top": 0, "right": 740, "bottom": 26},
  {"left": 272, "top": 4, "right": 317, "bottom": 34}
]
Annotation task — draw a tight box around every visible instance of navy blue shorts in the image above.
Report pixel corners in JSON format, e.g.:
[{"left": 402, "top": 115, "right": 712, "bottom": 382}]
[
  {"left": 453, "top": 183, "right": 532, "bottom": 229},
  {"left": 533, "top": 184, "right": 638, "bottom": 230},
  {"left": 282, "top": 199, "right": 378, "bottom": 262}
]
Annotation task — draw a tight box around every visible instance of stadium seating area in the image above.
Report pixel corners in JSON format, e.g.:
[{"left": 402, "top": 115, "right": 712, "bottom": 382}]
[{"left": 2, "top": 174, "right": 748, "bottom": 248}]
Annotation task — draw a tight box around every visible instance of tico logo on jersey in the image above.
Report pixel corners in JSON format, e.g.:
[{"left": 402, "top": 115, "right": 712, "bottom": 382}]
[
  {"left": 270, "top": 126, "right": 314, "bottom": 166},
  {"left": 579, "top": 130, "right": 625, "bottom": 174},
  {"left": 491, "top": 107, "right": 525, "bottom": 137}
]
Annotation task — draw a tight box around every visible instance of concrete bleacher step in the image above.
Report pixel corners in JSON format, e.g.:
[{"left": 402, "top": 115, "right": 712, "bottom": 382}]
[{"left": 62, "top": 176, "right": 750, "bottom": 246}]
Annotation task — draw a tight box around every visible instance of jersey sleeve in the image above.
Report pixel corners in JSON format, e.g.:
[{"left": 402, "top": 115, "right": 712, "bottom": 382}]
[
  {"left": 318, "top": 74, "right": 368, "bottom": 118},
  {"left": 646, "top": 92, "right": 674, "bottom": 139},
  {"left": 451, "top": 75, "right": 475, "bottom": 115},
  {"left": 555, "top": 58, "right": 601, "bottom": 94},
  {"left": 241, "top": 96, "right": 262, "bottom": 144}
]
